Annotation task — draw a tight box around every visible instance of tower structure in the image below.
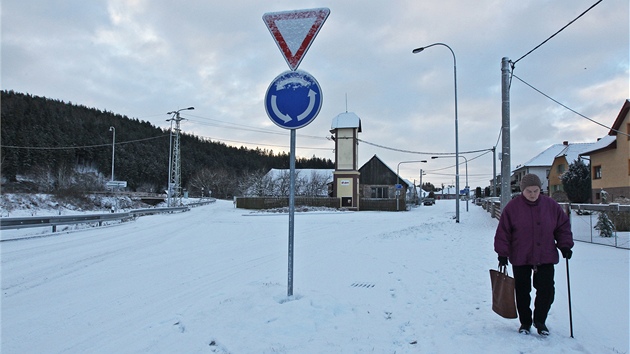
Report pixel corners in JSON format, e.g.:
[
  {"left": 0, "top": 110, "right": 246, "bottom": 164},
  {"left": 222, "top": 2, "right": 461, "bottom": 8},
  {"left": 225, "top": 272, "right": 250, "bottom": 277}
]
[
  {"left": 330, "top": 112, "right": 362, "bottom": 210},
  {"left": 166, "top": 107, "right": 194, "bottom": 206}
]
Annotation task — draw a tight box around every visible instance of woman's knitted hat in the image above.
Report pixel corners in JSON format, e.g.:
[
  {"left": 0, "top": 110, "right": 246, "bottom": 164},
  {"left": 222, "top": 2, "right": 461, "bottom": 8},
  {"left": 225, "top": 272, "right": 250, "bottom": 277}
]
[{"left": 520, "top": 173, "right": 542, "bottom": 191}]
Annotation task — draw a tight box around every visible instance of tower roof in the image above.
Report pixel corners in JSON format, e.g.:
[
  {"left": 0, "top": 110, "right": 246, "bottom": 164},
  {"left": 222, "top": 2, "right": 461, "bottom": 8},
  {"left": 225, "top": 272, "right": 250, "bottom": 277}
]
[{"left": 330, "top": 112, "right": 362, "bottom": 132}]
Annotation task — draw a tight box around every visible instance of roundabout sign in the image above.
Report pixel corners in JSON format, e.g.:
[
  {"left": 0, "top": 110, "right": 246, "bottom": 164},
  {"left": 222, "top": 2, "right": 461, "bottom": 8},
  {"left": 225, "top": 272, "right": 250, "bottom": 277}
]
[
  {"left": 262, "top": 7, "right": 330, "bottom": 297},
  {"left": 264, "top": 70, "right": 322, "bottom": 129}
]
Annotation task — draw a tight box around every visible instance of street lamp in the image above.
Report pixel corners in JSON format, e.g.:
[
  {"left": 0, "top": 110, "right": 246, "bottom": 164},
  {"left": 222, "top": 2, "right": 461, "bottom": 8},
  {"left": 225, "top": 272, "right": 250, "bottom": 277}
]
[
  {"left": 413, "top": 43, "right": 460, "bottom": 223},
  {"left": 432, "top": 155, "right": 469, "bottom": 212},
  {"left": 396, "top": 160, "right": 427, "bottom": 211},
  {"left": 419, "top": 169, "right": 427, "bottom": 201},
  {"left": 109, "top": 126, "right": 115, "bottom": 182}
]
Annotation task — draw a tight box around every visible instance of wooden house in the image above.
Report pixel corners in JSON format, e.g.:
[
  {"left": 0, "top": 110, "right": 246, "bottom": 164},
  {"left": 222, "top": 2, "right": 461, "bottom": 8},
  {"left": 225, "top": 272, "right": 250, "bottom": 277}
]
[{"left": 358, "top": 155, "right": 412, "bottom": 199}]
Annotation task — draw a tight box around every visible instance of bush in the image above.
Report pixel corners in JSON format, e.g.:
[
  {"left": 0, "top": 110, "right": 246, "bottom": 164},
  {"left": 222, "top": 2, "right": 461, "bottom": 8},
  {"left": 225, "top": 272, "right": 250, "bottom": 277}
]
[
  {"left": 607, "top": 211, "right": 630, "bottom": 232},
  {"left": 595, "top": 211, "right": 615, "bottom": 237}
]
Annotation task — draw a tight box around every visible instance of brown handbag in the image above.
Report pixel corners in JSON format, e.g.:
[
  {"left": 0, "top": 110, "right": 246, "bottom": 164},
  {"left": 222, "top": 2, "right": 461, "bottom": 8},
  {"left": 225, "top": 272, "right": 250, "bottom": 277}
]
[{"left": 489, "top": 265, "right": 518, "bottom": 318}]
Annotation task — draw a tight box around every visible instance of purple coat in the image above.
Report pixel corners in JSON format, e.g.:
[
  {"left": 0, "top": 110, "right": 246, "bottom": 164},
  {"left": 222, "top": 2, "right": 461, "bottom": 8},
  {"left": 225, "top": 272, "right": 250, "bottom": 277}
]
[{"left": 494, "top": 194, "right": 574, "bottom": 266}]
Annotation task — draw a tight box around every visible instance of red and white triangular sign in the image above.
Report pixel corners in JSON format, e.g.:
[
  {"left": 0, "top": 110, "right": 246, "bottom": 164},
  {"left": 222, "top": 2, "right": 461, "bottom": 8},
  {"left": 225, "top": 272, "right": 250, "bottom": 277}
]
[{"left": 262, "top": 8, "right": 330, "bottom": 71}]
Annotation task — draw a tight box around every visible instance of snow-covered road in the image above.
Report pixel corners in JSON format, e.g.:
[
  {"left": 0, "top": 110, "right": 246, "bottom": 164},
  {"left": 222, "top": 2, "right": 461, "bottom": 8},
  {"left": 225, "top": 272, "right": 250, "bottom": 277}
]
[{"left": 1, "top": 200, "right": 628, "bottom": 353}]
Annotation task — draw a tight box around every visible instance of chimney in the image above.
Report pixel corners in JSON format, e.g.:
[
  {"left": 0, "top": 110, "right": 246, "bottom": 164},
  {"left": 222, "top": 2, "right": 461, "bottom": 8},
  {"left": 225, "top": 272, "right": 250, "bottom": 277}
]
[{"left": 563, "top": 141, "right": 569, "bottom": 146}]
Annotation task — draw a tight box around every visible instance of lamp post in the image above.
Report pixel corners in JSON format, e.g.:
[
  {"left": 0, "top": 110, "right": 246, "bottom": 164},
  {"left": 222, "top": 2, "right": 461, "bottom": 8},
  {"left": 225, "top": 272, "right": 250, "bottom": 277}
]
[
  {"left": 109, "top": 126, "right": 115, "bottom": 183},
  {"left": 413, "top": 43, "right": 460, "bottom": 223},
  {"left": 432, "top": 155, "right": 468, "bottom": 212},
  {"left": 396, "top": 160, "right": 427, "bottom": 211},
  {"left": 419, "top": 168, "right": 427, "bottom": 204}
]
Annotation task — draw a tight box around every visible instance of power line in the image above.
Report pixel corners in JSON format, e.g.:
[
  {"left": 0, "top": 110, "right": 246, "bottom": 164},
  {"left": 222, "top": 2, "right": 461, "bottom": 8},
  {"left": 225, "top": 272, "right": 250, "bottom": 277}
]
[
  {"left": 178, "top": 113, "right": 498, "bottom": 156},
  {"left": 512, "top": 0, "right": 604, "bottom": 66},
  {"left": 0, "top": 135, "right": 168, "bottom": 150},
  {"left": 356, "top": 138, "right": 492, "bottom": 156},
  {"left": 201, "top": 136, "right": 333, "bottom": 151},
  {"left": 512, "top": 73, "right": 629, "bottom": 137},
  {"left": 1, "top": 132, "right": 333, "bottom": 153},
  {"left": 186, "top": 114, "right": 326, "bottom": 141}
]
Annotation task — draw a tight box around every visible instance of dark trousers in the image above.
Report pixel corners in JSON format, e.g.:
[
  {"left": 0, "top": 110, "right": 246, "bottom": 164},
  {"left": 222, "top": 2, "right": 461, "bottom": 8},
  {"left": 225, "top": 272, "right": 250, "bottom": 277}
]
[{"left": 512, "top": 264, "right": 555, "bottom": 327}]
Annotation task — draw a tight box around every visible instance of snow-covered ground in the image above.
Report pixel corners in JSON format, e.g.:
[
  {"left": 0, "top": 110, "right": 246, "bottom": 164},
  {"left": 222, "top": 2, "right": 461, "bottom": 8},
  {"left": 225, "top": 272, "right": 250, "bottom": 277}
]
[{"left": 1, "top": 199, "right": 628, "bottom": 353}]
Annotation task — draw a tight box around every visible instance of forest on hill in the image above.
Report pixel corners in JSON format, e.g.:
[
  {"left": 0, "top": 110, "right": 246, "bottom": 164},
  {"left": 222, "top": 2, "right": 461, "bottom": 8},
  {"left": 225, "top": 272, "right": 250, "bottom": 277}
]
[{"left": 0, "top": 90, "right": 333, "bottom": 198}]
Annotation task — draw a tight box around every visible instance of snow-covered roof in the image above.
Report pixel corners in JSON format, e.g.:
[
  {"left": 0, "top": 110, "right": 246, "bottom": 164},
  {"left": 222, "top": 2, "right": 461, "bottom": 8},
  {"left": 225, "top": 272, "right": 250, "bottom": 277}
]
[
  {"left": 578, "top": 135, "right": 616, "bottom": 155},
  {"left": 330, "top": 112, "right": 362, "bottom": 132},
  {"left": 265, "top": 169, "right": 334, "bottom": 182},
  {"left": 554, "top": 142, "right": 597, "bottom": 164},
  {"left": 609, "top": 99, "right": 630, "bottom": 136},
  {"left": 516, "top": 144, "right": 567, "bottom": 169},
  {"left": 439, "top": 186, "right": 458, "bottom": 195}
]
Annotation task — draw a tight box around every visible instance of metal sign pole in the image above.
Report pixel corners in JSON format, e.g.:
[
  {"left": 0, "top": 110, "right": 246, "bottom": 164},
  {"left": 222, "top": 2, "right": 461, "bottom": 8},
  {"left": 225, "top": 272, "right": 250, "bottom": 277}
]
[
  {"left": 287, "top": 129, "right": 296, "bottom": 297},
  {"left": 263, "top": 8, "right": 329, "bottom": 299}
]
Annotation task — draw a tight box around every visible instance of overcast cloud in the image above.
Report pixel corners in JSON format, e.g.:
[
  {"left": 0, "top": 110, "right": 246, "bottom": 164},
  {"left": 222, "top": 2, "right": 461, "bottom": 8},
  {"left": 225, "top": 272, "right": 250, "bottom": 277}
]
[{"left": 2, "top": 0, "right": 628, "bottom": 189}]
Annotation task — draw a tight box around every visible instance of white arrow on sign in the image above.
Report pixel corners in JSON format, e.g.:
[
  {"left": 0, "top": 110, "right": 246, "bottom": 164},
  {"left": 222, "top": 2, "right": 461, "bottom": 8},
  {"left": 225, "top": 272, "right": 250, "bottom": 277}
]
[
  {"left": 297, "top": 89, "right": 317, "bottom": 121},
  {"left": 271, "top": 95, "right": 292, "bottom": 123},
  {"left": 270, "top": 75, "right": 318, "bottom": 123}
]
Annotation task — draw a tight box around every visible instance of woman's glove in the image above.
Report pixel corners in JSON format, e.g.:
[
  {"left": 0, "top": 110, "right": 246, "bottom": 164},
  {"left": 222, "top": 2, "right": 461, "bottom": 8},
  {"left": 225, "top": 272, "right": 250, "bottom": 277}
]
[
  {"left": 560, "top": 248, "right": 573, "bottom": 259},
  {"left": 498, "top": 256, "right": 508, "bottom": 266}
]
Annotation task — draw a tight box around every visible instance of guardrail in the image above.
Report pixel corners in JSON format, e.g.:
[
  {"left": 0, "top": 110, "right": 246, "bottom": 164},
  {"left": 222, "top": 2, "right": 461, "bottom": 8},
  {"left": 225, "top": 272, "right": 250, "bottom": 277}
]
[{"left": 0, "top": 206, "right": 190, "bottom": 232}]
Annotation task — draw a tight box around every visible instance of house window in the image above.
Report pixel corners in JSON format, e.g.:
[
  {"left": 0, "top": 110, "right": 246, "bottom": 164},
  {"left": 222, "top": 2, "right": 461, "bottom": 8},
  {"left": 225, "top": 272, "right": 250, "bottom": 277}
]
[
  {"left": 371, "top": 187, "right": 388, "bottom": 199},
  {"left": 557, "top": 164, "right": 565, "bottom": 174},
  {"left": 594, "top": 165, "right": 602, "bottom": 179}
]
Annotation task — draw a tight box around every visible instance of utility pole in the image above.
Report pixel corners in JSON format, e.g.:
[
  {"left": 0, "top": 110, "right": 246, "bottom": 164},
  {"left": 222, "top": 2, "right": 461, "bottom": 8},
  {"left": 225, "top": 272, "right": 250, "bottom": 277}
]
[
  {"left": 500, "top": 58, "right": 511, "bottom": 210},
  {"left": 492, "top": 146, "right": 497, "bottom": 197},
  {"left": 166, "top": 107, "right": 194, "bottom": 206}
]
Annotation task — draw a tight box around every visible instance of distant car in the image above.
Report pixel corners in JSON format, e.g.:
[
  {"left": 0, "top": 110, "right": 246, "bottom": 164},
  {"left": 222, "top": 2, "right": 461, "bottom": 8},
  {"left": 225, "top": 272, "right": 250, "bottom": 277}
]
[{"left": 423, "top": 198, "right": 435, "bottom": 206}]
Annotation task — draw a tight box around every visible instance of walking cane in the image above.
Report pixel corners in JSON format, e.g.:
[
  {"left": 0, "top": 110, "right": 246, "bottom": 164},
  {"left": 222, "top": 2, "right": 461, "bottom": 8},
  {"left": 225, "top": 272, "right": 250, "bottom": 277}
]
[{"left": 566, "top": 257, "right": 574, "bottom": 338}]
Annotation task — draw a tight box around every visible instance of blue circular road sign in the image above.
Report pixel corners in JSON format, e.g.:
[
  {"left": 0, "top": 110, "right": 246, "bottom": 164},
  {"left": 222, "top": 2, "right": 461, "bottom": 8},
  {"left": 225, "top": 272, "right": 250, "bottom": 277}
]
[{"left": 264, "top": 70, "right": 322, "bottom": 129}]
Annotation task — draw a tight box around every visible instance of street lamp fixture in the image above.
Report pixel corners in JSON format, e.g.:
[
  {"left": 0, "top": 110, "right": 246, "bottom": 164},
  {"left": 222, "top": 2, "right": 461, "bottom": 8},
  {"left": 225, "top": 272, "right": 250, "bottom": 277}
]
[
  {"left": 432, "top": 155, "right": 469, "bottom": 212},
  {"left": 396, "top": 160, "right": 428, "bottom": 211},
  {"left": 413, "top": 43, "right": 460, "bottom": 223},
  {"left": 166, "top": 107, "right": 195, "bottom": 115}
]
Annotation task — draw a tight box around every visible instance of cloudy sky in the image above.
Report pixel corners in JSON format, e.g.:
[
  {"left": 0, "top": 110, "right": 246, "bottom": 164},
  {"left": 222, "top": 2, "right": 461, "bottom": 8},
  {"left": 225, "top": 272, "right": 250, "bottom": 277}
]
[{"left": 2, "top": 0, "right": 628, "bottom": 189}]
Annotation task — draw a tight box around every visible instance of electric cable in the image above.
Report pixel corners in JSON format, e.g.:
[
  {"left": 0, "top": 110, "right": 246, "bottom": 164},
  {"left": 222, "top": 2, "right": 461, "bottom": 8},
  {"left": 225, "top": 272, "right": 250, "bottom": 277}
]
[
  {"left": 1, "top": 135, "right": 168, "bottom": 150},
  {"left": 512, "top": 0, "right": 604, "bottom": 66},
  {"left": 512, "top": 73, "right": 628, "bottom": 137}
]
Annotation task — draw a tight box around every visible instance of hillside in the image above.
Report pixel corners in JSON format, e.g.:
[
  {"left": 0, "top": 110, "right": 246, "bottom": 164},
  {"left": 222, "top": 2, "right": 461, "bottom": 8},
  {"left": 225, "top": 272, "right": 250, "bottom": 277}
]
[{"left": 0, "top": 90, "right": 333, "bottom": 198}]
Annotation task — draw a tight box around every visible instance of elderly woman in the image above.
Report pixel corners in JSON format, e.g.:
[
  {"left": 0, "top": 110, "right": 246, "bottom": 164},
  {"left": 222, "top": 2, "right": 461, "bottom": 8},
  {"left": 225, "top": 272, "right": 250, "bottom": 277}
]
[{"left": 494, "top": 173, "right": 574, "bottom": 336}]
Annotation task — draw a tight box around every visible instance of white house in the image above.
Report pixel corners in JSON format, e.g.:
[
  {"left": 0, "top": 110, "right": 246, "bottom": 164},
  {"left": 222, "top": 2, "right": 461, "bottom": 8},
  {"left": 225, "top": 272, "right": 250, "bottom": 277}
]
[{"left": 512, "top": 143, "right": 568, "bottom": 193}]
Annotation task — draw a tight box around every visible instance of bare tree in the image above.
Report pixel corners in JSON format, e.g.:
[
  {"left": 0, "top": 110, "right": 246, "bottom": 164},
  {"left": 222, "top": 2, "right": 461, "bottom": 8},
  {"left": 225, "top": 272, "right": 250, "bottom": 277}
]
[
  {"left": 237, "top": 169, "right": 271, "bottom": 196},
  {"left": 302, "top": 170, "right": 331, "bottom": 196},
  {"left": 188, "top": 167, "right": 235, "bottom": 199},
  {"left": 275, "top": 170, "right": 297, "bottom": 196}
]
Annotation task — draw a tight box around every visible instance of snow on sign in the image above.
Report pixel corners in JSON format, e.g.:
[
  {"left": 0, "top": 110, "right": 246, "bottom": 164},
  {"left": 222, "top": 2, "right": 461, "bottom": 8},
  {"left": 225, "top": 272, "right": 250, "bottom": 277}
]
[
  {"left": 262, "top": 8, "right": 330, "bottom": 71},
  {"left": 264, "top": 70, "right": 322, "bottom": 129}
]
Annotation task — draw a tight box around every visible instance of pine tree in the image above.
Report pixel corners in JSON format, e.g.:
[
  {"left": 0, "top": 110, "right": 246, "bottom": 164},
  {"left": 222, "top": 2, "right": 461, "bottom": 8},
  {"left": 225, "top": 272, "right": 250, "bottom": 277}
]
[
  {"left": 594, "top": 190, "right": 615, "bottom": 237},
  {"left": 561, "top": 158, "right": 591, "bottom": 203},
  {"left": 595, "top": 212, "right": 615, "bottom": 237}
]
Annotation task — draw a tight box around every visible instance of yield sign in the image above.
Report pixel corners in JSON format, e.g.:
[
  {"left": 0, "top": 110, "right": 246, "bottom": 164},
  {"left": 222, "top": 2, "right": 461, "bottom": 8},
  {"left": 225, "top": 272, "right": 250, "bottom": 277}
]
[{"left": 262, "top": 8, "right": 330, "bottom": 71}]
